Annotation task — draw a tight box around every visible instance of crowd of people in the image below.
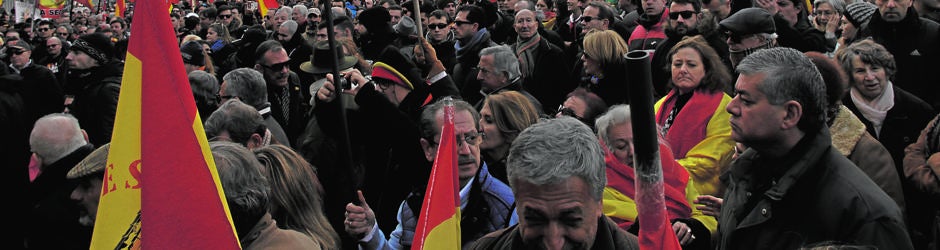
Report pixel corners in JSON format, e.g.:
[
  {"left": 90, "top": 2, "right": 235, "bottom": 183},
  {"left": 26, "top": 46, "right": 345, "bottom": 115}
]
[{"left": 4, "top": 0, "right": 940, "bottom": 248}]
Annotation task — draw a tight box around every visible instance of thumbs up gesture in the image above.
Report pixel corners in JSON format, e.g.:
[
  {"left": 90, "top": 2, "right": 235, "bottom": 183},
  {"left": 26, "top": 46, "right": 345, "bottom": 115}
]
[{"left": 344, "top": 190, "right": 376, "bottom": 240}]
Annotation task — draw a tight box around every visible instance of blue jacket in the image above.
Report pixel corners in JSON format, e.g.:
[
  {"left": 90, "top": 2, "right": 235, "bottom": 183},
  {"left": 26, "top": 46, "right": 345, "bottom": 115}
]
[{"left": 361, "top": 164, "right": 515, "bottom": 249}]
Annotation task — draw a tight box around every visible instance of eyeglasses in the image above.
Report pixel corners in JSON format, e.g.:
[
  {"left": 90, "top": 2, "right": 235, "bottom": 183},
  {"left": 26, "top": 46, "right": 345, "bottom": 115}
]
[
  {"left": 428, "top": 23, "right": 449, "bottom": 30},
  {"left": 9, "top": 49, "right": 26, "bottom": 55},
  {"left": 813, "top": 10, "right": 834, "bottom": 15},
  {"left": 57, "top": 32, "right": 69, "bottom": 36},
  {"left": 579, "top": 16, "right": 597, "bottom": 23},
  {"left": 429, "top": 131, "right": 485, "bottom": 146},
  {"left": 309, "top": 14, "right": 320, "bottom": 18},
  {"left": 37, "top": 27, "right": 50, "bottom": 32},
  {"left": 668, "top": 10, "right": 697, "bottom": 20},
  {"left": 726, "top": 32, "right": 758, "bottom": 44},
  {"left": 261, "top": 61, "right": 289, "bottom": 71},
  {"left": 216, "top": 93, "right": 236, "bottom": 101},
  {"left": 454, "top": 20, "right": 473, "bottom": 26},
  {"left": 556, "top": 105, "right": 583, "bottom": 120},
  {"left": 219, "top": 14, "right": 232, "bottom": 19}
]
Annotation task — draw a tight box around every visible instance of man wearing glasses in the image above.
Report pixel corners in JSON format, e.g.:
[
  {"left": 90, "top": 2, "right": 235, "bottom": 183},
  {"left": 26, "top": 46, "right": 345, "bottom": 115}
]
[
  {"left": 453, "top": 5, "right": 497, "bottom": 105},
  {"left": 253, "top": 40, "right": 308, "bottom": 148},
  {"left": 425, "top": 10, "right": 457, "bottom": 73},
  {"left": 343, "top": 98, "right": 515, "bottom": 250},
  {"left": 650, "top": 0, "right": 731, "bottom": 95},
  {"left": 718, "top": 7, "right": 777, "bottom": 68}
]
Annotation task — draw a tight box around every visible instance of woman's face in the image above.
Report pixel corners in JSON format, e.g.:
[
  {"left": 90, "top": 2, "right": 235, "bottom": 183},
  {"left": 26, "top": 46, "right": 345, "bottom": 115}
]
[
  {"left": 607, "top": 121, "right": 634, "bottom": 167},
  {"left": 206, "top": 27, "right": 219, "bottom": 43},
  {"left": 671, "top": 47, "right": 706, "bottom": 94},
  {"left": 850, "top": 56, "right": 889, "bottom": 101},
  {"left": 840, "top": 15, "right": 857, "bottom": 41},
  {"left": 479, "top": 102, "right": 506, "bottom": 150},
  {"left": 582, "top": 53, "right": 601, "bottom": 76},
  {"left": 537, "top": 0, "right": 550, "bottom": 13}
]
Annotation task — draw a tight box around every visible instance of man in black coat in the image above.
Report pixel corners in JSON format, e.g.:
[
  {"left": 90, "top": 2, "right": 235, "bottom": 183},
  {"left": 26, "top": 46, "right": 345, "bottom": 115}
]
[
  {"left": 65, "top": 33, "right": 122, "bottom": 146},
  {"left": 254, "top": 40, "right": 310, "bottom": 148},
  {"left": 25, "top": 114, "right": 95, "bottom": 250},
  {"left": 719, "top": 47, "right": 912, "bottom": 249},
  {"left": 6, "top": 39, "right": 63, "bottom": 127}
]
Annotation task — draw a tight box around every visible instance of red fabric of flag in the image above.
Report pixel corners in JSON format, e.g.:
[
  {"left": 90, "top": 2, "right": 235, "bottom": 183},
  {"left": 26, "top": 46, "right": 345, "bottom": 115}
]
[
  {"left": 411, "top": 100, "right": 462, "bottom": 250},
  {"left": 133, "top": 0, "right": 240, "bottom": 249}
]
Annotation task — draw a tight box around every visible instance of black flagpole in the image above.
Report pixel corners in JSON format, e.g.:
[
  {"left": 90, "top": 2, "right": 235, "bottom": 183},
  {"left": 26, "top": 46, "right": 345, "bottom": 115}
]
[{"left": 322, "top": 2, "right": 358, "bottom": 204}]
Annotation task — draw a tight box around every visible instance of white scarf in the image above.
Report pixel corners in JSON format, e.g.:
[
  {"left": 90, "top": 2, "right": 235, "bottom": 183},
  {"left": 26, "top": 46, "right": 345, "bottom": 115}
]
[{"left": 850, "top": 81, "right": 895, "bottom": 137}]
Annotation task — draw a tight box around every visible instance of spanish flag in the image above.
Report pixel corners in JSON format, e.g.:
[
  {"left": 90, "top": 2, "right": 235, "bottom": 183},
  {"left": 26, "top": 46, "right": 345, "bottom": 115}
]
[
  {"left": 259, "top": 0, "right": 279, "bottom": 19},
  {"left": 91, "top": 0, "right": 240, "bottom": 249},
  {"left": 115, "top": 0, "right": 126, "bottom": 17},
  {"left": 411, "top": 99, "right": 461, "bottom": 250},
  {"left": 75, "top": 0, "right": 94, "bottom": 8}
]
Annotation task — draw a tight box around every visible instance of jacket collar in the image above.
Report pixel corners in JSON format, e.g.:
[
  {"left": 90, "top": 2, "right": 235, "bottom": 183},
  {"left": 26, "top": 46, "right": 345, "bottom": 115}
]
[{"left": 732, "top": 126, "right": 833, "bottom": 201}]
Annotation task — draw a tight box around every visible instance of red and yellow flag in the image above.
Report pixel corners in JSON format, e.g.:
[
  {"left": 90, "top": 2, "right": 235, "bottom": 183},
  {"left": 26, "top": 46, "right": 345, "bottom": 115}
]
[
  {"left": 411, "top": 99, "right": 462, "bottom": 250},
  {"left": 75, "top": 0, "right": 94, "bottom": 8},
  {"left": 91, "top": 0, "right": 240, "bottom": 249},
  {"left": 258, "top": 0, "right": 279, "bottom": 19},
  {"left": 115, "top": 0, "right": 126, "bottom": 17}
]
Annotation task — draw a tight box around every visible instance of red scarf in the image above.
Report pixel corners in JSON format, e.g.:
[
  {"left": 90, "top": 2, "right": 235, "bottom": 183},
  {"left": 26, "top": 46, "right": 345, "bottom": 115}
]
[
  {"left": 604, "top": 143, "right": 693, "bottom": 226},
  {"left": 656, "top": 89, "right": 723, "bottom": 158}
]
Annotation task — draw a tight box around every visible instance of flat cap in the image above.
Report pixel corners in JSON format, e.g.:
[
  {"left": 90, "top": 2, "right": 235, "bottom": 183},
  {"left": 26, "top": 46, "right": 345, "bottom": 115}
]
[{"left": 719, "top": 8, "right": 776, "bottom": 35}]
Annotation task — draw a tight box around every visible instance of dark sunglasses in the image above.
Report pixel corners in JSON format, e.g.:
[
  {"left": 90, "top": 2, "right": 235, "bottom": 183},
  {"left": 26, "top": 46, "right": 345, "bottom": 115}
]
[
  {"left": 308, "top": 13, "right": 320, "bottom": 18},
  {"left": 9, "top": 49, "right": 26, "bottom": 55},
  {"left": 57, "top": 32, "right": 69, "bottom": 36},
  {"left": 454, "top": 20, "right": 473, "bottom": 26},
  {"left": 579, "top": 16, "right": 597, "bottom": 22},
  {"left": 262, "top": 61, "right": 289, "bottom": 71},
  {"left": 37, "top": 27, "right": 50, "bottom": 32},
  {"left": 668, "top": 10, "right": 697, "bottom": 20},
  {"left": 726, "top": 32, "right": 756, "bottom": 44},
  {"left": 219, "top": 14, "right": 232, "bottom": 19},
  {"left": 428, "top": 23, "right": 449, "bottom": 30}
]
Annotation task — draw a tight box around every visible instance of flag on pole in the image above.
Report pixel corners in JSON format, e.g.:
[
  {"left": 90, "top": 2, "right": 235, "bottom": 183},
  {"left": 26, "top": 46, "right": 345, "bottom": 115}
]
[
  {"left": 91, "top": 0, "right": 241, "bottom": 249},
  {"left": 411, "top": 98, "right": 461, "bottom": 250},
  {"left": 258, "top": 0, "right": 278, "bottom": 19},
  {"left": 115, "top": 0, "right": 126, "bottom": 17},
  {"left": 76, "top": 0, "right": 94, "bottom": 8}
]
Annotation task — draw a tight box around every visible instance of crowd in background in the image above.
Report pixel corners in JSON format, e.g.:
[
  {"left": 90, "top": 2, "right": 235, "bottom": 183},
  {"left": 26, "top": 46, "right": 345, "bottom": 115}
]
[{"left": 3, "top": 0, "right": 940, "bottom": 248}]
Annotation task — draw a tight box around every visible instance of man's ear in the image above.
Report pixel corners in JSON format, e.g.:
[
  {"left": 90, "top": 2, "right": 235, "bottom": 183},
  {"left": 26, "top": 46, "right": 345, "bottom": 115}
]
[
  {"left": 781, "top": 100, "right": 803, "bottom": 130},
  {"left": 81, "top": 129, "right": 89, "bottom": 143},
  {"left": 247, "top": 133, "right": 264, "bottom": 150},
  {"left": 420, "top": 138, "right": 435, "bottom": 162}
]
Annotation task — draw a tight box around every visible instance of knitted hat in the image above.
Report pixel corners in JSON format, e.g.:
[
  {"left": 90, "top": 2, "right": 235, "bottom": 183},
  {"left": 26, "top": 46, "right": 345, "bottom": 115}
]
[
  {"left": 372, "top": 46, "right": 422, "bottom": 90},
  {"left": 180, "top": 41, "right": 205, "bottom": 66},
  {"left": 356, "top": 7, "right": 393, "bottom": 34},
  {"left": 70, "top": 33, "right": 115, "bottom": 64},
  {"left": 719, "top": 8, "right": 776, "bottom": 35},
  {"left": 844, "top": 1, "right": 877, "bottom": 28},
  {"left": 67, "top": 143, "right": 110, "bottom": 179}
]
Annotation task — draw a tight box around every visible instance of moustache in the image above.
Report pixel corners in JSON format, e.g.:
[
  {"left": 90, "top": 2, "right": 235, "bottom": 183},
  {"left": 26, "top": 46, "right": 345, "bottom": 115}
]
[{"left": 458, "top": 154, "right": 477, "bottom": 165}]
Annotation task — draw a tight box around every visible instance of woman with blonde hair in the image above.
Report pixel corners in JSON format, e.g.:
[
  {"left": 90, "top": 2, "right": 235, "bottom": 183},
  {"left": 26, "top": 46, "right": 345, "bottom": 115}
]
[
  {"left": 206, "top": 23, "right": 234, "bottom": 53},
  {"left": 479, "top": 90, "right": 541, "bottom": 183},
  {"left": 581, "top": 29, "right": 630, "bottom": 106},
  {"left": 254, "top": 144, "right": 341, "bottom": 249}
]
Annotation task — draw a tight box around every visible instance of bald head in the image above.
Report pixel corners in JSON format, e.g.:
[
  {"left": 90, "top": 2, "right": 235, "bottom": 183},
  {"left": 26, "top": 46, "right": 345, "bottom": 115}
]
[{"left": 30, "top": 113, "right": 87, "bottom": 165}]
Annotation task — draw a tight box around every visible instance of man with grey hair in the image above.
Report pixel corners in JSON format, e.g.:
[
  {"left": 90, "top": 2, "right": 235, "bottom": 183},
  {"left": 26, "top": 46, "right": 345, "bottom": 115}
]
[
  {"left": 254, "top": 40, "right": 308, "bottom": 147},
  {"left": 719, "top": 47, "right": 912, "bottom": 249},
  {"left": 205, "top": 99, "right": 274, "bottom": 149},
  {"left": 219, "top": 68, "right": 290, "bottom": 146},
  {"left": 25, "top": 113, "right": 96, "bottom": 249},
  {"left": 273, "top": 6, "right": 293, "bottom": 31},
  {"left": 473, "top": 45, "right": 542, "bottom": 112},
  {"left": 470, "top": 116, "right": 639, "bottom": 249},
  {"left": 277, "top": 20, "right": 299, "bottom": 44}
]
